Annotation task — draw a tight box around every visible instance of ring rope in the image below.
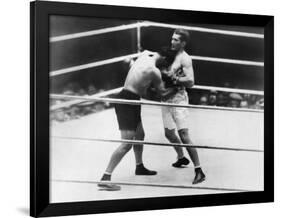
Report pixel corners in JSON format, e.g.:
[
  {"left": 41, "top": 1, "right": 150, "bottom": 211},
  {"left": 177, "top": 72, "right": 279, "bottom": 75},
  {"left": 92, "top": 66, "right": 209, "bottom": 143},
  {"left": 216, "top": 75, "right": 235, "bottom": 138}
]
[
  {"left": 143, "top": 21, "right": 264, "bottom": 39},
  {"left": 50, "top": 21, "right": 263, "bottom": 43},
  {"left": 51, "top": 86, "right": 263, "bottom": 111},
  {"left": 193, "top": 85, "right": 263, "bottom": 95},
  {"left": 191, "top": 55, "right": 263, "bottom": 66},
  {"left": 50, "top": 94, "right": 264, "bottom": 113},
  {"left": 51, "top": 87, "right": 122, "bottom": 111},
  {"left": 53, "top": 179, "right": 257, "bottom": 192},
  {"left": 53, "top": 136, "right": 264, "bottom": 153},
  {"left": 51, "top": 53, "right": 140, "bottom": 77},
  {"left": 50, "top": 23, "right": 141, "bottom": 42},
  {"left": 50, "top": 53, "right": 264, "bottom": 77}
]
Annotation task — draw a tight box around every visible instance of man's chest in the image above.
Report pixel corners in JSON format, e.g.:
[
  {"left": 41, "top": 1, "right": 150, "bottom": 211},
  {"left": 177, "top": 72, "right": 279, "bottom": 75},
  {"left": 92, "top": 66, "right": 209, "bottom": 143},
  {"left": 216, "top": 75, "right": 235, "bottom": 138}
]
[{"left": 170, "top": 61, "right": 183, "bottom": 76}]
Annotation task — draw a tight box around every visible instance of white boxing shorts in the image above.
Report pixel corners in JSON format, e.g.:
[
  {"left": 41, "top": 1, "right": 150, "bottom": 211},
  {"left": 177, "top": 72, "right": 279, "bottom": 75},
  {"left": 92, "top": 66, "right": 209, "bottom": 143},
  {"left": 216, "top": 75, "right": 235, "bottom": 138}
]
[{"left": 161, "top": 89, "right": 190, "bottom": 130}]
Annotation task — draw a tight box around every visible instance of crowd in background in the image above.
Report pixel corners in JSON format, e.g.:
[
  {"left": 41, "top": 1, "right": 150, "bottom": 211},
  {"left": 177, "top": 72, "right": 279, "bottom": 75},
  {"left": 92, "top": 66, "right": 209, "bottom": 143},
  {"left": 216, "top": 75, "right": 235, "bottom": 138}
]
[
  {"left": 190, "top": 90, "right": 264, "bottom": 109},
  {"left": 50, "top": 82, "right": 110, "bottom": 123},
  {"left": 188, "top": 81, "right": 264, "bottom": 109},
  {"left": 50, "top": 80, "right": 264, "bottom": 124}
]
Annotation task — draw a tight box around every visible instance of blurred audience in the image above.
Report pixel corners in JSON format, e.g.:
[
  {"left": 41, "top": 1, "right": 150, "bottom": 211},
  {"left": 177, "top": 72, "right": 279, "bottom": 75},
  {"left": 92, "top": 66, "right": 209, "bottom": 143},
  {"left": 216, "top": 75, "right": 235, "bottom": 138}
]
[
  {"left": 195, "top": 82, "right": 263, "bottom": 110},
  {"left": 67, "top": 105, "right": 81, "bottom": 119},
  {"left": 51, "top": 82, "right": 110, "bottom": 123},
  {"left": 256, "top": 98, "right": 264, "bottom": 109},
  {"left": 199, "top": 95, "right": 208, "bottom": 105},
  {"left": 216, "top": 92, "right": 229, "bottom": 107},
  {"left": 77, "top": 88, "right": 87, "bottom": 96},
  {"left": 240, "top": 100, "right": 249, "bottom": 108},
  {"left": 228, "top": 93, "right": 243, "bottom": 108},
  {"left": 51, "top": 80, "right": 264, "bottom": 123},
  {"left": 87, "top": 84, "right": 98, "bottom": 95},
  {"left": 208, "top": 90, "right": 217, "bottom": 106}
]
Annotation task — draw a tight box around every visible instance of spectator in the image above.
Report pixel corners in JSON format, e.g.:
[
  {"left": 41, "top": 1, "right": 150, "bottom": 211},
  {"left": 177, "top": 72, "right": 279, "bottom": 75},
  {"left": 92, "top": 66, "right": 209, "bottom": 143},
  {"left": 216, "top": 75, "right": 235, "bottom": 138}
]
[
  {"left": 248, "top": 95, "right": 258, "bottom": 109},
  {"left": 256, "top": 98, "right": 264, "bottom": 109},
  {"left": 216, "top": 92, "right": 229, "bottom": 107},
  {"left": 87, "top": 84, "right": 98, "bottom": 95},
  {"left": 53, "top": 108, "right": 68, "bottom": 122},
  {"left": 77, "top": 88, "right": 87, "bottom": 96},
  {"left": 244, "top": 93, "right": 251, "bottom": 101},
  {"left": 199, "top": 95, "right": 208, "bottom": 105},
  {"left": 67, "top": 105, "right": 81, "bottom": 119},
  {"left": 93, "top": 102, "right": 106, "bottom": 112},
  {"left": 208, "top": 90, "right": 217, "bottom": 106},
  {"left": 62, "top": 90, "right": 75, "bottom": 103},
  {"left": 82, "top": 105, "right": 94, "bottom": 115},
  {"left": 228, "top": 93, "right": 243, "bottom": 108},
  {"left": 62, "top": 89, "right": 75, "bottom": 96},
  {"left": 223, "top": 82, "right": 231, "bottom": 88},
  {"left": 63, "top": 82, "right": 80, "bottom": 93},
  {"left": 240, "top": 100, "right": 249, "bottom": 108}
]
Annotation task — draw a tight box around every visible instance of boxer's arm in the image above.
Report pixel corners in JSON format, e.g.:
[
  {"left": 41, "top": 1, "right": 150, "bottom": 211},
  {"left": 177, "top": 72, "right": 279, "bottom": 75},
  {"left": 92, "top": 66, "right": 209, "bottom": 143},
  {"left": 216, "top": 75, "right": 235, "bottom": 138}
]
[
  {"left": 152, "top": 69, "right": 177, "bottom": 99},
  {"left": 173, "top": 56, "right": 194, "bottom": 88}
]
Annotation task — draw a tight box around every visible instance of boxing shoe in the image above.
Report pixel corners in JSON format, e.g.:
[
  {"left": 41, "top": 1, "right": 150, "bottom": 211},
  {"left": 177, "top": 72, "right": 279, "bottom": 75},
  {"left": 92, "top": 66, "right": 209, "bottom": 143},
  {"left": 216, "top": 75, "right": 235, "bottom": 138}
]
[
  {"left": 97, "top": 182, "right": 121, "bottom": 191},
  {"left": 135, "top": 164, "right": 157, "bottom": 175},
  {"left": 97, "top": 174, "right": 121, "bottom": 191},
  {"left": 172, "top": 157, "right": 190, "bottom": 168},
  {"left": 192, "top": 168, "right": 206, "bottom": 184}
]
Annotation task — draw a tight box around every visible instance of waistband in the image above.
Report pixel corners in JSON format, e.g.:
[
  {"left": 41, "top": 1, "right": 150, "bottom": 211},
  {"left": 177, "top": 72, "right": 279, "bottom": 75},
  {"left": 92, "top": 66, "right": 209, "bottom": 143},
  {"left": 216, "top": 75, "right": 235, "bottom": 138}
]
[{"left": 119, "top": 89, "right": 141, "bottom": 100}]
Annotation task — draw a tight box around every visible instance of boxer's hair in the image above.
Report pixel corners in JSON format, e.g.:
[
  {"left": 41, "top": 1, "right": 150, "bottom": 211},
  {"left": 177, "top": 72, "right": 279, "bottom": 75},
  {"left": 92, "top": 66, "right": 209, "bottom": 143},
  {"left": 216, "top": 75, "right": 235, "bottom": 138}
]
[
  {"left": 156, "top": 46, "right": 177, "bottom": 69},
  {"left": 174, "top": 29, "right": 190, "bottom": 45}
]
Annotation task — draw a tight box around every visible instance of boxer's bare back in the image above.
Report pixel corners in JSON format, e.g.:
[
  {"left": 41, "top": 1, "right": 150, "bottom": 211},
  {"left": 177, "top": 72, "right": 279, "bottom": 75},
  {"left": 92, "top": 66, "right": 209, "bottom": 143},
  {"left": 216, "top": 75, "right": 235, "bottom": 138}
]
[{"left": 124, "top": 51, "right": 162, "bottom": 97}]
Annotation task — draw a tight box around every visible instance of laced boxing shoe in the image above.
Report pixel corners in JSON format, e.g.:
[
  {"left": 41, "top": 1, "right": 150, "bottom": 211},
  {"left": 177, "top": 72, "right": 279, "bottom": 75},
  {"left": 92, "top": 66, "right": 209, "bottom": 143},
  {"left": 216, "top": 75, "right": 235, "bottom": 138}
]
[
  {"left": 97, "top": 174, "right": 121, "bottom": 191},
  {"left": 172, "top": 157, "right": 190, "bottom": 168},
  {"left": 135, "top": 163, "right": 157, "bottom": 175},
  {"left": 192, "top": 168, "right": 206, "bottom": 185}
]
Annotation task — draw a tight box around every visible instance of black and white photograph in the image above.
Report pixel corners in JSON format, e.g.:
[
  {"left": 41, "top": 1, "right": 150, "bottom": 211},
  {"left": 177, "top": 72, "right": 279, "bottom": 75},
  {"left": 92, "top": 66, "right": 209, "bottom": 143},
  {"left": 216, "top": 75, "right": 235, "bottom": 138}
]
[
  {"left": 49, "top": 14, "right": 265, "bottom": 203},
  {"left": 1, "top": 0, "right": 279, "bottom": 217}
]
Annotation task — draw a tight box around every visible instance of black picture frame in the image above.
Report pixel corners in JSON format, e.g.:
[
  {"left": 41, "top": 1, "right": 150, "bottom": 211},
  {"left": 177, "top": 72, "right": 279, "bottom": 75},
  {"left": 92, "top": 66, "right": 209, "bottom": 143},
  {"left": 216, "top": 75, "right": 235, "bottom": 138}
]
[{"left": 30, "top": 1, "right": 274, "bottom": 217}]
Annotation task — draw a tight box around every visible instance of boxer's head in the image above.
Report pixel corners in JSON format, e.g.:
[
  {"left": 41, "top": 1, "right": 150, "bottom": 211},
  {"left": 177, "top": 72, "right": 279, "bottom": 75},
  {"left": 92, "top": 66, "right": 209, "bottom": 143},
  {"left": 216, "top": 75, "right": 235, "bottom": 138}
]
[
  {"left": 171, "top": 29, "right": 190, "bottom": 51},
  {"left": 155, "top": 46, "right": 177, "bottom": 69}
]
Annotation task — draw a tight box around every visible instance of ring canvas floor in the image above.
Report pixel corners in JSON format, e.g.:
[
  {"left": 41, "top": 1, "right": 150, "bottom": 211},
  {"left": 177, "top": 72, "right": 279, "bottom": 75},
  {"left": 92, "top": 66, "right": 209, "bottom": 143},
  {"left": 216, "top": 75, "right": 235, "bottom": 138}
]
[{"left": 50, "top": 105, "right": 264, "bottom": 203}]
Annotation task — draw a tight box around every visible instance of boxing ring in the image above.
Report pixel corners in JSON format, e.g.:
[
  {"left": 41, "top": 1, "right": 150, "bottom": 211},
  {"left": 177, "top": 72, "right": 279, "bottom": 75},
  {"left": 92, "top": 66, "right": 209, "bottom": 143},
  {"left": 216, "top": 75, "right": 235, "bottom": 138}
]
[{"left": 49, "top": 21, "right": 264, "bottom": 202}]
